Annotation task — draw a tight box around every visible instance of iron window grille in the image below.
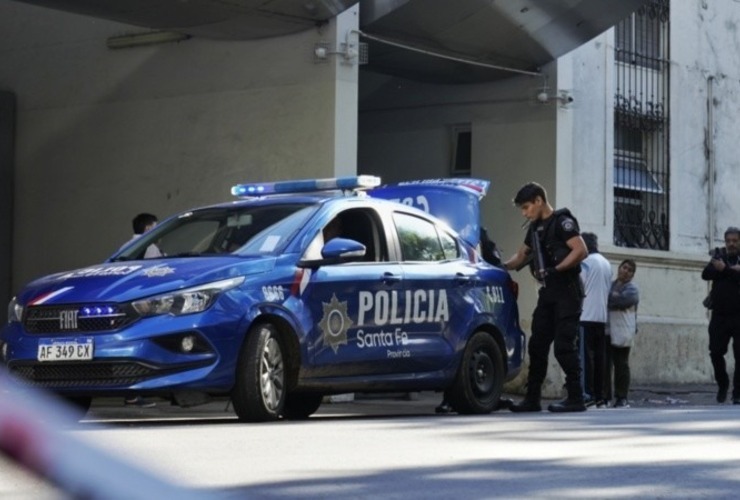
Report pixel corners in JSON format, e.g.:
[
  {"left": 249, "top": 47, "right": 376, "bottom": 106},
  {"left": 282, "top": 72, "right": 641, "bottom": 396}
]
[{"left": 613, "top": 0, "right": 670, "bottom": 250}]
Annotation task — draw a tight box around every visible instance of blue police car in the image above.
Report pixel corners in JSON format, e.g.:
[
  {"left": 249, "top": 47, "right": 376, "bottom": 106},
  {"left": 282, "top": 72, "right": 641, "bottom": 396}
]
[{"left": 1, "top": 176, "right": 524, "bottom": 422}]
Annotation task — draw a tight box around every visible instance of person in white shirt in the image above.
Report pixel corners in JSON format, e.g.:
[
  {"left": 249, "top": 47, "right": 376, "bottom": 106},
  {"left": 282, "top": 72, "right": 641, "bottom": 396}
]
[{"left": 579, "top": 233, "right": 613, "bottom": 407}]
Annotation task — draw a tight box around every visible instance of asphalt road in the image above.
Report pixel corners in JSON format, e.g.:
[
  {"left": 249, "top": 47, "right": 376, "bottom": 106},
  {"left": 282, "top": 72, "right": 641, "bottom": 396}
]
[{"left": 3, "top": 389, "right": 740, "bottom": 499}]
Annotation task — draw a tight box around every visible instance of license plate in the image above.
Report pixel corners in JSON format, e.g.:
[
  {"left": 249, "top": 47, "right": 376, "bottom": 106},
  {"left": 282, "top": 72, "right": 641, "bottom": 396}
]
[{"left": 37, "top": 337, "right": 94, "bottom": 362}]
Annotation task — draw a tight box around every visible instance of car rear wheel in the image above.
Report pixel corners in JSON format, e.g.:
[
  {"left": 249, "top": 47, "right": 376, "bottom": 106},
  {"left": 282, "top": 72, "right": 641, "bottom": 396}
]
[
  {"left": 232, "top": 322, "right": 287, "bottom": 422},
  {"left": 283, "top": 392, "right": 323, "bottom": 420},
  {"left": 448, "top": 331, "right": 504, "bottom": 414}
]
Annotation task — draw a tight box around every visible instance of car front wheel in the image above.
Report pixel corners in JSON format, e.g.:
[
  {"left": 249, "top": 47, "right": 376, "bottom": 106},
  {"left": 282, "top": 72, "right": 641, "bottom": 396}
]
[
  {"left": 232, "top": 322, "right": 287, "bottom": 422},
  {"left": 448, "top": 331, "right": 504, "bottom": 414}
]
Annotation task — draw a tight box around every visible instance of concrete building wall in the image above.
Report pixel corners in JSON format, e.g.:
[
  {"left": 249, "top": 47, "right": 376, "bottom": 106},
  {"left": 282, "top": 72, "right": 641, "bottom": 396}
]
[
  {"left": 359, "top": 66, "right": 558, "bottom": 287},
  {"left": 560, "top": 1, "right": 740, "bottom": 385},
  {"left": 0, "top": 1, "right": 358, "bottom": 289}
]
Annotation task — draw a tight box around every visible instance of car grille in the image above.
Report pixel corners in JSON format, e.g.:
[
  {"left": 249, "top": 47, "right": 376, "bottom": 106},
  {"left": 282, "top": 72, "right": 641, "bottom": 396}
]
[
  {"left": 23, "top": 304, "right": 139, "bottom": 334},
  {"left": 9, "top": 362, "right": 157, "bottom": 387},
  {"left": 9, "top": 358, "right": 214, "bottom": 388}
]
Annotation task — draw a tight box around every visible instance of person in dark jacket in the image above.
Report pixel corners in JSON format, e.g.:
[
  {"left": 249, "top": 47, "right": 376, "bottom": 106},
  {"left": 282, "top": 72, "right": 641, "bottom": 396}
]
[
  {"left": 504, "top": 182, "right": 588, "bottom": 413},
  {"left": 701, "top": 226, "right": 740, "bottom": 404}
]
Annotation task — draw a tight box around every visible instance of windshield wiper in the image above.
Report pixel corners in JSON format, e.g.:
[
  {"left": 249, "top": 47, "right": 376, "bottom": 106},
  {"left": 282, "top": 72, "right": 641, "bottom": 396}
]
[{"left": 169, "top": 252, "right": 206, "bottom": 258}]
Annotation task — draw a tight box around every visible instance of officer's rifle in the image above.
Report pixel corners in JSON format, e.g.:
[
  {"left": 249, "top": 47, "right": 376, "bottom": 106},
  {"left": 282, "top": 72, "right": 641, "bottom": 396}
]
[{"left": 516, "top": 221, "right": 547, "bottom": 287}]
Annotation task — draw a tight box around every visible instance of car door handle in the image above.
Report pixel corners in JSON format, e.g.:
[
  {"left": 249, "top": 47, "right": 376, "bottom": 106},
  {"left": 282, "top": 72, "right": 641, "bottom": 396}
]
[
  {"left": 455, "top": 273, "right": 475, "bottom": 285},
  {"left": 381, "top": 272, "right": 401, "bottom": 284}
]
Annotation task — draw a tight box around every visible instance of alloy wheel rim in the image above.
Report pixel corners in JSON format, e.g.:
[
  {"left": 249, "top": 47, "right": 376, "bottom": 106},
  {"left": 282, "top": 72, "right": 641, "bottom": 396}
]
[{"left": 259, "top": 336, "right": 284, "bottom": 411}]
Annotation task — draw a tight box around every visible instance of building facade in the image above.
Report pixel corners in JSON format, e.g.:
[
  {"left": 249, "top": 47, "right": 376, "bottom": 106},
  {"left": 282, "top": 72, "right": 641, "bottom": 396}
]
[{"left": 2, "top": 0, "right": 738, "bottom": 391}]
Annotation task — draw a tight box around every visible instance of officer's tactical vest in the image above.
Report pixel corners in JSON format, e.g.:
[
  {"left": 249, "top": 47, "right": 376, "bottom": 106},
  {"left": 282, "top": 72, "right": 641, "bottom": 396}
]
[{"left": 529, "top": 208, "right": 580, "bottom": 275}]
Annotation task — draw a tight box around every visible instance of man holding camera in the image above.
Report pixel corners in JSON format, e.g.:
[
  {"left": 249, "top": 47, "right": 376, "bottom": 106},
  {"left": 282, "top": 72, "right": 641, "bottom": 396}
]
[{"left": 701, "top": 226, "right": 740, "bottom": 404}]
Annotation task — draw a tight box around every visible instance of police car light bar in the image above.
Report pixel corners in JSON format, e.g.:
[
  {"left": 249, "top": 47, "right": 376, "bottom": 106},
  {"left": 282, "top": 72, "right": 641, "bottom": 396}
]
[{"left": 231, "top": 175, "right": 382, "bottom": 198}]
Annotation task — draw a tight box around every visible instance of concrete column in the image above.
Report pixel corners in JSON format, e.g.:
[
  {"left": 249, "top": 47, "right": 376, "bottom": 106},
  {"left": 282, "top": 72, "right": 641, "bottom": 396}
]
[
  {"left": 329, "top": 3, "right": 359, "bottom": 176},
  {"left": 0, "top": 92, "right": 14, "bottom": 322}
]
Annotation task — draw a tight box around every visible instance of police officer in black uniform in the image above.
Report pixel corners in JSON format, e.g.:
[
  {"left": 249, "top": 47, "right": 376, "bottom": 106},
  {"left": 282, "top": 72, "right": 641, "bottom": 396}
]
[
  {"left": 504, "top": 182, "right": 589, "bottom": 412},
  {"left": 701, "top": 226, "right": 740, "bottom": 404}
]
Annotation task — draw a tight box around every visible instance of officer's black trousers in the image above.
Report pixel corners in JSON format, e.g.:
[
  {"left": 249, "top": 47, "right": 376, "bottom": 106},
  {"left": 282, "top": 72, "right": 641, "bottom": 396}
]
[
  {"left": 527, "top": 280, "right": 583, "bottom": 400},
  {"left": 708, "top": 313, "right": 740, "bottom": 398},
  {"left": 581, "top": 321, "right": 607, "bottom": 401}
]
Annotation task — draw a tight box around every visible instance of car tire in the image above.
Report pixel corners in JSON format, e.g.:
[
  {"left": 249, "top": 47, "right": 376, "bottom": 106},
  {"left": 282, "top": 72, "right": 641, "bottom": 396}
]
[
  {"left": 448, "top": 331, "right": 504, "bottom": 414},
  {"left": 283, "top": 392, "right": 323, "bottom": 420},
  {"left": 232, "top": 322, "right": 287, "bottom": 422}
]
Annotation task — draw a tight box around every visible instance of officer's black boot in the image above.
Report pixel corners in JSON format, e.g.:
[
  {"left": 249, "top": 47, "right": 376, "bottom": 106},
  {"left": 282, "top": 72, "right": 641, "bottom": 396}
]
[
  {"left": 548, "top": 385, "right": 586, "bottom": 413},
  {"left": 510, "top": 388, "right": 542, "bottom": 413}
]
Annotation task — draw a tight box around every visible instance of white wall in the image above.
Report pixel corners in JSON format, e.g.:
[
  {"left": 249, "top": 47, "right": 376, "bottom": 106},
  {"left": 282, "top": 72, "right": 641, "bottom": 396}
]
[
  {"left": 0, "top": 2, "right": 358, "bottom": 288},
  {"left": 560, "top": 1, "right": 740, "bottom": 385},
  {"left": 671, "top": 1, "right": 740, "bottom": 250}
]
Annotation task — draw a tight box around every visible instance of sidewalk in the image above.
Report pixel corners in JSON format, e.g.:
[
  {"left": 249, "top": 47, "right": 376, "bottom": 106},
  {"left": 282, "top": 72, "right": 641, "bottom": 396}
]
[{"left": 621, "top": 382, "right": 722, "bottom": 408}]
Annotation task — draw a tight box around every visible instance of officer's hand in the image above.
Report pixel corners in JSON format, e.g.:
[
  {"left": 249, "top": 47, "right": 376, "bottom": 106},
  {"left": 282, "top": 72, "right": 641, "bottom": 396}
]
[
  {"left": 712, "top": 259, "right": 726, "bottom": 271},
  {"left": 535, "top": 267, "right": 558, "bottom": 280}
]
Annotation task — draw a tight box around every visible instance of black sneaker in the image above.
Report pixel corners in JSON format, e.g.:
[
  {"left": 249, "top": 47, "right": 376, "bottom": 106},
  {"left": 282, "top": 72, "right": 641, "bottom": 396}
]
[
  {"left": 717, "top": 386, "right": 728, "bottom": 404},
  {"left": 125, "top": 396, "right": 156, "bottom": 408},
  {"left": 613, "top": 398, "right": 630, "bottom": 408},
  {"left": 510, "top": 398, "right": 542, "bottom": 413},
  {"left": 548, "top": 398, "right": 587, "bottom": 413}
]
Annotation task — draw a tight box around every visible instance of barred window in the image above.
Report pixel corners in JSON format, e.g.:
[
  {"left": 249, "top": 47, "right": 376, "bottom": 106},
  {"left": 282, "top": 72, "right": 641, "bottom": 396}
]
[{"left": 613, "top": 0, "right": 670, "bottom": 250}]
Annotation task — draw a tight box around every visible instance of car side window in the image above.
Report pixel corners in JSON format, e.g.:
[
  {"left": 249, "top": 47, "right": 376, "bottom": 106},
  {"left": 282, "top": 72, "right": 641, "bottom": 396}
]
[
  {"left": 303, "top": 208, "right": 387, "bottom": 262},
  {"left": 393, "top": 212, "right": 447, "bottom": 262},
  {"left": 439, "top": 230, "right": 460, "bottom": 260}
]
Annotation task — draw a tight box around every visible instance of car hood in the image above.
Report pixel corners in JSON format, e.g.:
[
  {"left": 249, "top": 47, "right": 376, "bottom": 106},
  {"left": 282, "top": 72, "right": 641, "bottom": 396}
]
[{"left": 17, "top": 257, "right": 277, "bottom": 305}]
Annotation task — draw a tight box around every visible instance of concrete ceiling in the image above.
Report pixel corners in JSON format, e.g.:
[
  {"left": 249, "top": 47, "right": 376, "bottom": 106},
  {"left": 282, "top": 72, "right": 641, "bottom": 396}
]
[
  {"left": 12, "top": 0, "right": 358, "bottom": 39},
  {"left": 13, "top": 0, "right": 648, "bottom": 83},
  {"left": 360, "top": 0, "right": 649, "bottom": 83}
]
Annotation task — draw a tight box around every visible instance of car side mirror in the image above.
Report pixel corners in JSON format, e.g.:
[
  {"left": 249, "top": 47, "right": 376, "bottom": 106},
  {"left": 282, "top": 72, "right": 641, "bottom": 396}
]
[{"left": 298, "top": 238, "right": 366, "bottom": 268}]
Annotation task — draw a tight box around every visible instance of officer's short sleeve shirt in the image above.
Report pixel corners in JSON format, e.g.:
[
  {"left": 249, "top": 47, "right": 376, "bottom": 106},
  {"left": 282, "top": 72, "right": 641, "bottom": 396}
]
[{"left": 554, "top": 213, "right": 580, "bottom": 243}]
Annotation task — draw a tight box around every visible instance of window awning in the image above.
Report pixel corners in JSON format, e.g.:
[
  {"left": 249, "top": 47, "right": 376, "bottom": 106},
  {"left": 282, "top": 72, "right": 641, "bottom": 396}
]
[{"left": 614, "top": 157, "right": 664, "bottom": 194}]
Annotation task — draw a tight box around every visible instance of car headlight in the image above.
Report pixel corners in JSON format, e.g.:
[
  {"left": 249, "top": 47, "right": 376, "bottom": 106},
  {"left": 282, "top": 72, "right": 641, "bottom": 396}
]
[
  {"left": 132, "top": 276, "right": 245, "bottom": 317},
  {"left": 7, "top": 297, "right": 23, "bottom": 323}
]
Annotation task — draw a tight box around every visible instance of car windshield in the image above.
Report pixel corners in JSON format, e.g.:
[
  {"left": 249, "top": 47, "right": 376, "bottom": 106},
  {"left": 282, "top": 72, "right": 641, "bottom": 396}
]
[{"left": 113, "top": 203, "right": 316, "bottom": 260}]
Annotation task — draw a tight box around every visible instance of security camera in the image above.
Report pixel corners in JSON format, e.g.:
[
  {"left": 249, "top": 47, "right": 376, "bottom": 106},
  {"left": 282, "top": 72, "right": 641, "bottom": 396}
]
[{"left": 537, "top": 91, "right": 549, "bottom": 103}]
